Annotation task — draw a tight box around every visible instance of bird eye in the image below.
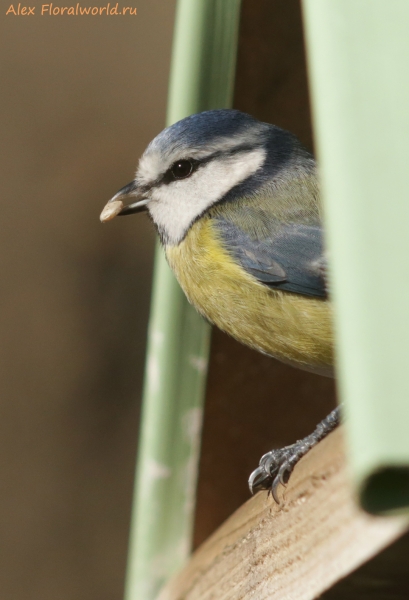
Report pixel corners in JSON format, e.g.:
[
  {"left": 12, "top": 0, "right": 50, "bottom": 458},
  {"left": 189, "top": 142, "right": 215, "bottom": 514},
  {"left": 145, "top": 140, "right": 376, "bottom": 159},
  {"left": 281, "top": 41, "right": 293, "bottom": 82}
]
[{"left": 170, "top": 159, "right": 193, "bottom": 180}]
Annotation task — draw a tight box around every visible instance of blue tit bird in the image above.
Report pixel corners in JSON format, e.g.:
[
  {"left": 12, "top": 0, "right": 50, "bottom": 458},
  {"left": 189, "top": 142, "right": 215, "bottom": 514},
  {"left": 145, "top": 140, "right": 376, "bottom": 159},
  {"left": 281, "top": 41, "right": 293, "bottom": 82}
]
[{"left": 100, "top": 109, "right": 341, "bottom": 501}]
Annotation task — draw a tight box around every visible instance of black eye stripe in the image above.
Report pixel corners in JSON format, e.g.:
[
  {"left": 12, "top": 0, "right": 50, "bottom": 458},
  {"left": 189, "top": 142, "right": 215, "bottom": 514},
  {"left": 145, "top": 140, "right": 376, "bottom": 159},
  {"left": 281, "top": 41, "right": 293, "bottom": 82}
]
[
  {"left": 159, "top": 152, "right": 226, "bottom": 186},
  {"left": 156, "top": 143, "right": 263, "bottom": 188},
  {"left": 161, "top": 158, "right": 199, "bottom": 185}
]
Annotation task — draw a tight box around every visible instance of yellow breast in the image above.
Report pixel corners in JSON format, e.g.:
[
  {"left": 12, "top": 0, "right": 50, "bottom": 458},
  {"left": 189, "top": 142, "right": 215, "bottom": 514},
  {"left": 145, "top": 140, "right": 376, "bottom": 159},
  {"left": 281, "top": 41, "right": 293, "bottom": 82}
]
[{"left": 166, "top": 217, "right": 334, "bottom": 374}]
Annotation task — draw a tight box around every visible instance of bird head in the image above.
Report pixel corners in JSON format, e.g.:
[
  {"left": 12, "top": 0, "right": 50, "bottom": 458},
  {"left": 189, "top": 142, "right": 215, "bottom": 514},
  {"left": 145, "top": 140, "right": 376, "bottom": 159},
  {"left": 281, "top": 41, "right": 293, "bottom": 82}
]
[{"left": 100, "top": 109, "right": 310, "bottom": 245}]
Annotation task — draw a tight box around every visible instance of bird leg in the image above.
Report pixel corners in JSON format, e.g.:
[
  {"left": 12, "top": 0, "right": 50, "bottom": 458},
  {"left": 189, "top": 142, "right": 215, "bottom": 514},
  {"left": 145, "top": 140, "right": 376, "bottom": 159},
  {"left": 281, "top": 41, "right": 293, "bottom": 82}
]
[{"left": 248, "top": 406, "right": 341, "bottom": 502}]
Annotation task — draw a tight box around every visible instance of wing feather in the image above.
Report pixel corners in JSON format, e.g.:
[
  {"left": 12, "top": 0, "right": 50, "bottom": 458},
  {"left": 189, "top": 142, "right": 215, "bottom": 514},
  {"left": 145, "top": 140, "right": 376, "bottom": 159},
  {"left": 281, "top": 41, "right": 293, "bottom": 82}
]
[{"left": 216, "top": 218, "right": 327, "bottom": 298}]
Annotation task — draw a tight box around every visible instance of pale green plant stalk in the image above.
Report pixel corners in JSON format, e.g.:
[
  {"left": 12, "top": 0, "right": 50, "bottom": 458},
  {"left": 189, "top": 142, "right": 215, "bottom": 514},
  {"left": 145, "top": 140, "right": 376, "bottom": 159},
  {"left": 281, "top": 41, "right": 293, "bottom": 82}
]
[
  {"left": 124, "top": 2, "right": 242, "bottom": 599},
  {"left": 303, "top": 0, "right": 409, "bottom": 514}
]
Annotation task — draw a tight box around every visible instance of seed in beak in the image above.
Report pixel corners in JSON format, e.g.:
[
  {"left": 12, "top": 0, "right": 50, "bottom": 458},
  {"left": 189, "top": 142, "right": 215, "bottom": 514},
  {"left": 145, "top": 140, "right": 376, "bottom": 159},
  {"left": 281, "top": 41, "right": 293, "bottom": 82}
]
[{"left": 100, "top": 200, "right": 124, "bottom": 223}]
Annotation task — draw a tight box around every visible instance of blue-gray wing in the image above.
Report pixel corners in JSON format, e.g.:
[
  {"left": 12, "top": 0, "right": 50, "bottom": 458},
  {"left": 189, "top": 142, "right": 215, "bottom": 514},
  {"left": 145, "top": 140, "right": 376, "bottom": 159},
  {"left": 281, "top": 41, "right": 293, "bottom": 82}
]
[{"left": 217, "top": 219, "right": 327, "bottom": 298}]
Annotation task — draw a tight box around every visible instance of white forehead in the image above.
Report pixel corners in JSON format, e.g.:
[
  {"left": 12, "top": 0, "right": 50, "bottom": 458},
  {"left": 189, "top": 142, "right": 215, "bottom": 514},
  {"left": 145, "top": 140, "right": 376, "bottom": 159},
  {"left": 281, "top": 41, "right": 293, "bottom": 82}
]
[
  {"left": 146, "top": 146, "right": 266, "bottom": 246},
  {"left": 136, "top": 125, "right": 266, "bottom": 186}
]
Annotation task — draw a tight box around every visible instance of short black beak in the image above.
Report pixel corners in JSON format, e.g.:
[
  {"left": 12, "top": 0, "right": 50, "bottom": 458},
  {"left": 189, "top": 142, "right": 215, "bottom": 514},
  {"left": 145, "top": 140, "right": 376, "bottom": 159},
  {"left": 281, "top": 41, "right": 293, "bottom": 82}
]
[{"left": 100, "top": 181, "right": 149, "bottom": 223}]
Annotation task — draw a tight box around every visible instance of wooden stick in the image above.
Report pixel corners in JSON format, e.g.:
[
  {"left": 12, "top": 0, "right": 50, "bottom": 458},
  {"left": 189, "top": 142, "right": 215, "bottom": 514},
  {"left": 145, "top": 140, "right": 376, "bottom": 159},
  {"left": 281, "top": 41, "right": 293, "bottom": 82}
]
[{"left": 157, "top": 427, "right": 407, "bottom": 600}]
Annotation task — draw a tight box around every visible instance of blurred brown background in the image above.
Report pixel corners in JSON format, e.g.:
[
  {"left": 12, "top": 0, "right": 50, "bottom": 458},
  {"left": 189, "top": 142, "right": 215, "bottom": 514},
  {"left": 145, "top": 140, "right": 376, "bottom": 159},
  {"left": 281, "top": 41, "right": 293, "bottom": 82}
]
[
  {"left": 1, "top": 2, "right": 171, "bottom": 598},
  {"left": 0, "top": 1, "right": 336, "bottom": 599}
]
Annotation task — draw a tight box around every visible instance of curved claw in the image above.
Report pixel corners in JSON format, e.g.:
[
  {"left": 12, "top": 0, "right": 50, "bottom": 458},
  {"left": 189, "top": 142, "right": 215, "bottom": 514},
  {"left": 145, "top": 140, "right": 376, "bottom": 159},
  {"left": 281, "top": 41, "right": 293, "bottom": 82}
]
[
  {"left": 271, "top": 475, "right": 282, "bottom": 504},
  {"left": 248, "top": 465, "right": 271, "bottom": 495},
  {"left": 263, "top": 453, "right": 278, "bottom": 475},
  {"left": 278, "top": 462, "right": 291, "bottom": 486},
  {"left": 270, "top": 464, "right": 292, "bottom": 503}
]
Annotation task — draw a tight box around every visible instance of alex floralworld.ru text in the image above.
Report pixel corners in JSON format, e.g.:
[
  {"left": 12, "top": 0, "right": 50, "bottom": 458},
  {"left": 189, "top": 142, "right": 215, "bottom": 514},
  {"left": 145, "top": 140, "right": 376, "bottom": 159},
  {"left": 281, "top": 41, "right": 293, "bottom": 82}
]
[{"left": 6, "top": 3, "right": 137, "bottom": 15}]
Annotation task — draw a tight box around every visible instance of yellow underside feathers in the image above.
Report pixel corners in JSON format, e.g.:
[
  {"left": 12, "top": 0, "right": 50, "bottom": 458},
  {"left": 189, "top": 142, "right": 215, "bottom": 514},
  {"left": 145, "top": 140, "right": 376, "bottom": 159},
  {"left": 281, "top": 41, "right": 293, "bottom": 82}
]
[{"left": 166, "top": 217, "right": 334, "bottom": 375}]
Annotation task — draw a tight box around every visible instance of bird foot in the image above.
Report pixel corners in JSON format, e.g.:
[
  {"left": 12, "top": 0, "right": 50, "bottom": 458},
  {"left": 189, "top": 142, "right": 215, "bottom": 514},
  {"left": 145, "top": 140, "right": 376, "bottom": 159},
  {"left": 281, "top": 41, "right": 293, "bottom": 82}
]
[
  {"left": 248, "top": 407, "right": 341, "bottom": 502},
  {"left": 248, "top": 443, "right": 305, "bottom": 502}
]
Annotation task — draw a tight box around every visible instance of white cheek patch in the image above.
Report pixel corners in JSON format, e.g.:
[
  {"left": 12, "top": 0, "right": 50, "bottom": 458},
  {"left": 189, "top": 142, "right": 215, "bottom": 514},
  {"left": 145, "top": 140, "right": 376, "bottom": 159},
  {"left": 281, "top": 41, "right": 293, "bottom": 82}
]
[{"left": 148, "top": 147, "right": 266, "bottom": 246}]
